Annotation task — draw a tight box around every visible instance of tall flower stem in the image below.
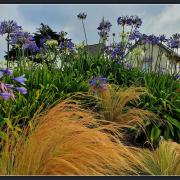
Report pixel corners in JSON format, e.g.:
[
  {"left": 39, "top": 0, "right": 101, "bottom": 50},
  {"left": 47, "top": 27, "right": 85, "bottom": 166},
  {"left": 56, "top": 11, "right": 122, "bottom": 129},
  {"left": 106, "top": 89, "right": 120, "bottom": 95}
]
[
  {"left": 81, "top": 20, "right": 88, "bottom": 46},
  {"left": 7, "top": 33, "right": 10, "bottom": 68}
]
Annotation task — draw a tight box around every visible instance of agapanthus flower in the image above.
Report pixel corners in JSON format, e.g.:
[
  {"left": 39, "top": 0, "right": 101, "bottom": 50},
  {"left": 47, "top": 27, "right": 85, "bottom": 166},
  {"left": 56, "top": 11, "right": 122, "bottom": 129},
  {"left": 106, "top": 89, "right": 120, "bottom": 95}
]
[
  {"left": 106, "top": 43, "right": 125, "bottom": 60},
  {"left": 159, "top": 34, "right": 167, "bottom": 43},
  {"left": 16, "top": 87, "right": 27, "bottom": 94},
  {"left": 117, "top": 15, "right": 142, "bottom": 28},
  {"left": 77, "top": 12, "right": 87, "bottom": 20},
  {"left": 59, "top": 40, "right": 74, "bottom": 51},
  {"left": 0, "top": 68, "right": 13, "bottom": 76},
  {"left": 129, "top": 30, "right": 142, "bottom": 41},
  {"left": 0, "top": 20, "right": 22, "bottom": 35},
  {"left": 5, "top": 83, "right": 14, "bottom": 89},
  {"left": 39, "top": 38, "right": 47, "bottom": 50},
  {"left": 13, "top": 75, "right": 27, "bottom": 85},
  {"left": 0, "top": 68, "right": 27, "bottom": 101},
  {"left": 131, "top": 16, "right": 142, "bottom": 28},
  {"left": 0, "top": 92, "right": 12, "bottom": 100},
  {"left": 67, "top": 41, "right": 74, "bottom": 49},
  {"left": 97, "top": 19, "right": 112, "bottom": 32},
  {"left": 140, "top": 34, "right": 160, "bottom": 45},
  {"left": 23, "top": 41, "right": 40, "bottom": 53},
  {"left": 89, "top": 76, "right": 108, "bottom": 93},
  {"left": 10, "top": 31, "right": 34, "bottom": 46},
  {"left": 117, "top": 16, "right": 128, "bottom": 26},
  {"left": 167, "top": 33, "right": 180, "bottom": 49}
]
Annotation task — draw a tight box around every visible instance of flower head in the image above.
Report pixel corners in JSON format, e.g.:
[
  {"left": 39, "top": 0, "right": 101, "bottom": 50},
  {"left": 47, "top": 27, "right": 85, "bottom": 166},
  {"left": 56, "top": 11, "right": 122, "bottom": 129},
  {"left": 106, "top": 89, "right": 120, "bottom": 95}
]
[
  {"left": 77, "top": 12, "right": 87, "bottom": 20},
  {"left": 16, "top": 87, "right": 27, "bottom": 94},
  {"left": 0, "top": 20, "right": 22, "bottom": 35},
  {"left": 117, "top": 15, "right": 142, "bottom": 28},
  {"left": 117, "top": 16, "right": 128, "bottom": 26},
  {"left": 89, "top": 76, "right": 108, "bottom": 93},
  {"left": 13, "top": 75, "right": 27, "bottom": 85},
  {"left": 23, "top": 41, "right": 40, "bottom": 53},
  {"left": 167, "top": 33, "right": 180, "bottom": 49},
  {"left": 0, "top": 92, "right": 12, "bottom": 100},
  {"left": 159, "top": 34, "right": 167, "bottom": 43},
  {"left": 97, "top": 18, "right": 112, "bottom": 32}
]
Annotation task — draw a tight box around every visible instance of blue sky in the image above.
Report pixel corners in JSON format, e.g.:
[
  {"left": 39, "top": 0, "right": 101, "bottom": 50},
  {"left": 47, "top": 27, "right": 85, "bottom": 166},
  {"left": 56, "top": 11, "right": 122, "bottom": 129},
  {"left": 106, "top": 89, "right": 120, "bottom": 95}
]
[{"left": 0, "top": 4, "right": 180, "bottom": 60}]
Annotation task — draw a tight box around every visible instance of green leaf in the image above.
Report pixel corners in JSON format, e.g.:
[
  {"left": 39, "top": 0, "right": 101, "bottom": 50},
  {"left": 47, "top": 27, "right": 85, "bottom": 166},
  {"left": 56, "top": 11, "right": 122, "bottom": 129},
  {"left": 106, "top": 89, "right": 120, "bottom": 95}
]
[
  {"left": 164, "top": 114, "right": 180, "bottom": 130},
  {"left": 150, "top": 126, "right": 161, "bottom": 142}
]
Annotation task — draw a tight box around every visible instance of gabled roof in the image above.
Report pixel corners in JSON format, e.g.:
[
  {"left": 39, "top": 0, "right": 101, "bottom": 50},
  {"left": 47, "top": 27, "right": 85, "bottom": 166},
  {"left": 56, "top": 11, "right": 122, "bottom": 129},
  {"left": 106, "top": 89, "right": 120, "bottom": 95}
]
[
  {"left": 128, "top": 40, "right": 180, "bottom": 62},
  {"left": 85, "top": 42, "right": 180, "bottom": 62}
]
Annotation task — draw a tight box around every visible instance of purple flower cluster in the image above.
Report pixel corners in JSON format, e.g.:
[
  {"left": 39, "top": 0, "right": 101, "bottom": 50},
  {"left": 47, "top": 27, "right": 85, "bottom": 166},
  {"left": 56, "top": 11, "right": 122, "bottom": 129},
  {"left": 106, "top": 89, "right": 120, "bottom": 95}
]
[
  {"left": 77, "top": 12, "right": 87, "bottom": 20},
  {"left": 97, "top": 18, "right": 112, "bottom": 40},
  {"left": 89, "top": 76, "right": 108, "bottom": 93},
  {"left": 117, "top": 15, "right": 142, "bottom": 28},
  {"left": 97, "top": 19, "right": 112, "bottom": 32},
  {"left": 167, "top": 33, "right": 180, "bottom": 49},
  {"left": 140, "top": 34, "right": 167, "bottom": 45},
  {"left": 10, "top": 31, "right": 39, "bottom": 53},
  {"left": 129, "top": 30, "right": 142, "bottom": 42},
  {"left": 105, "top": 43, "right": 125, "bottom": 60},
  {"left": 0, "top": 20, "right": 22, "bottom": 35},
  {"left": 59, "top": 40, "right": 74, "bottom": 51},
  {"left": 0, "top": 68, "right": 27, "bottom": 100}
]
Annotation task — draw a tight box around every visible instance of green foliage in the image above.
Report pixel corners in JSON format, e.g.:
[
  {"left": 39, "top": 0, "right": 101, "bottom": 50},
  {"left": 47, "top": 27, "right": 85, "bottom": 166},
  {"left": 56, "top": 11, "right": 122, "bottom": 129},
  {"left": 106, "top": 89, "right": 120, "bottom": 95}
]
[{"left": 0, "top": 50, "right": 179, "bottom": 146}]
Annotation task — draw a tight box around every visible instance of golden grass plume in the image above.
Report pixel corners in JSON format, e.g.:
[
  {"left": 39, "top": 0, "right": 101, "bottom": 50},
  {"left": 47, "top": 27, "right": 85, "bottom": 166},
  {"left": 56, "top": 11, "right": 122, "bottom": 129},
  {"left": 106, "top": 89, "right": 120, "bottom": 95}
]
[{"left": 0, "top": 100, "right": 139, "bottom": 175}]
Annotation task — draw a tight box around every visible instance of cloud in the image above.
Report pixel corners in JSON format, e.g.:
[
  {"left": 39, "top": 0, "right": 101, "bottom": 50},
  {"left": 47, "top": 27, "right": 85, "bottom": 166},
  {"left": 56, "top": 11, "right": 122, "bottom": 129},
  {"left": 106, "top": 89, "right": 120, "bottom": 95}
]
[{"left": 144, "top": 4, "right": 180, "bottom": 36}]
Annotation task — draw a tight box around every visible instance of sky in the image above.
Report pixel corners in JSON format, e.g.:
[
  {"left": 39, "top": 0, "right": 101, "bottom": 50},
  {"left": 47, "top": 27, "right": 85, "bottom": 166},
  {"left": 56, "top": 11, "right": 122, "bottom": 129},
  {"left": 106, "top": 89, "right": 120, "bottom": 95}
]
[{"left": 0, "top": 4, "right": 180, "bottom": 60}]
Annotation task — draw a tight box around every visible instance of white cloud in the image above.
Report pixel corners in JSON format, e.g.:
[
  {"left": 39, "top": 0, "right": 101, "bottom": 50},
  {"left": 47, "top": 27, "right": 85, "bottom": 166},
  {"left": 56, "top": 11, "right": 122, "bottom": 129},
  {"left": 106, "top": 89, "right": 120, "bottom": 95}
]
[{"left": 144, "top": 4, "right": 180, "bottom": 36}]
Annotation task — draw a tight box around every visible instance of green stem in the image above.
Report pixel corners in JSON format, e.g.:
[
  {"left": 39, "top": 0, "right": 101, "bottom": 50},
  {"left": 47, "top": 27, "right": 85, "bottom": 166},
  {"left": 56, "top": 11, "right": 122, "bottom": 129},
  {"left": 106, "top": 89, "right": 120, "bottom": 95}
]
[
  {"left": 82, "top": 20, "right": 88, "bottom": 46},
  {"left": 7, "top": 33, "right": 10, "bottom": 68}
]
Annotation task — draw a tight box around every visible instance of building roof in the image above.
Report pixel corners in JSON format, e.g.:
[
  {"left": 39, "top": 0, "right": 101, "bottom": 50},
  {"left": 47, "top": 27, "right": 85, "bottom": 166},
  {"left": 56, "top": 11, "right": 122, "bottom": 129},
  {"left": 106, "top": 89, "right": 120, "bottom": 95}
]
[
  {"left": 85, "top": 42, "right": 180, "bottom": 62},
  {"left": 128, "top": 40, "right": 180, "bottom": 62},
  {"left": 84, "top": 43, "right": 105, "bottom": 54}
]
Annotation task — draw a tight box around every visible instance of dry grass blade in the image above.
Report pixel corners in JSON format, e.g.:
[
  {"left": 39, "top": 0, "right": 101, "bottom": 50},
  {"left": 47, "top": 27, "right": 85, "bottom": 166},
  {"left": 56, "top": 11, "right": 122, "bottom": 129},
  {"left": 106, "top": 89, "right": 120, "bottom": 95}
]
[
  {"left": 131, "top": 140, "right": 180, "bottom": 175},
  {"left": 0, "top": 100, "right": 139, "bottom": 175},
  {"left": 96, "top": 85, "right": 158, "bottom": 128}
]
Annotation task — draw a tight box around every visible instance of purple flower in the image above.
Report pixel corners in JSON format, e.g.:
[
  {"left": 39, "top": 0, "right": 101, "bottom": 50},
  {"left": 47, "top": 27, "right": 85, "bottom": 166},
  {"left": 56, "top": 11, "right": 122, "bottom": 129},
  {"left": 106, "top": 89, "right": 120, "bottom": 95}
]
[
  {"left": 4, "top": 68, "right": 13, "bottom": 76},
  {"left": 117, "top": 16, "right": 127, "bottom": 26},
  {"left": 0, "top": 71, "right": 3, "bottom": 78},
  {"left": 77, "top": 12, "right": 87, "bottom": 20},
  {"left": 67, "top": 41, "right": 74, "bottom": 49},
  {"left": 16, "top": 87, "right": 27, "bottom": 94},
  {"left": 0, "top": 20, "right": 22, "bottom": 35},
  {"left": 129, "top": 30, "right": 142, "bottom": 41},
  {"left": 167, "top": 33, "right": 180, "bottom": 49},
  {"left": 117, "top": 15, "right": 142, "bottom": 28},
  {"left": 23, "top": 41, "right": 40, "bottom": 53},
  {"left": 10, "top": 31, "right": 35, "bottom": 46},
  {"left": 89, "top": 76, "right": 108, "bottom": 93},
  {"left": 159, "top": 34, "right": 167, "bottom": 43},
  {"left": 5, "top": 83, "right": 14, "bottom": 89},
  {"left": 97, "top": 18, "right": 112, "bottom": 32},
  {"left": 13, "top": 75, "right": 27, "bottom": 85},
  {"left": 0, "top": 92, "right": 12, "bottom": 100},
  {"left": 131, "top": 16, "right": 142, "bottom": 28}
]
